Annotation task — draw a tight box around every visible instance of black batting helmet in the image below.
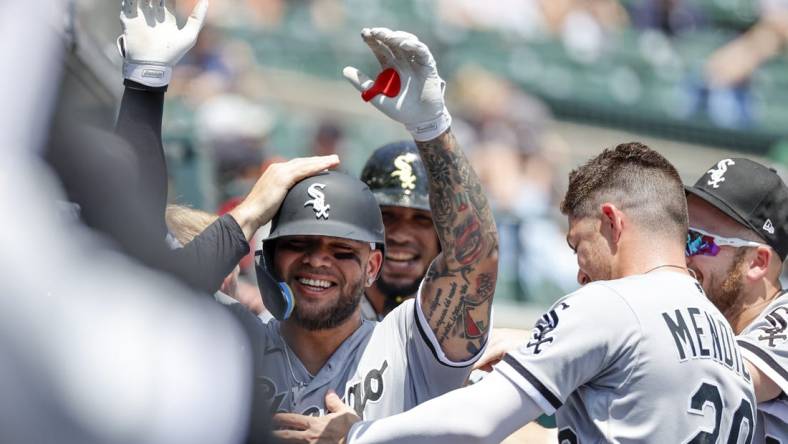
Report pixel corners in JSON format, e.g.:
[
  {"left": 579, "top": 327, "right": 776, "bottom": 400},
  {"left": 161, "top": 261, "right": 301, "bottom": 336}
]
[
  {"left": 255, "top": 171, "right": 385, "bottom": 320},
  {"left": 360, "top": 141, "right": 430, "bottom": 212}
]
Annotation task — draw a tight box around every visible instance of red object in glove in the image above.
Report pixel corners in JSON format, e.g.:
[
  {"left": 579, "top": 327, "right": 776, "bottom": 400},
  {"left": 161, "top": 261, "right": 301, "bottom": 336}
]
[{"left": 361, "top": 68, "right": 401, "bottom": 102}]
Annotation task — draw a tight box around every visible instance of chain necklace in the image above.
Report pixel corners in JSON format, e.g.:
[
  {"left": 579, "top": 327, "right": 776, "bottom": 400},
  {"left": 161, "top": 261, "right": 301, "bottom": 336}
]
[
  {"left": 279, "top": 326, "right": 310, "bottom": 402},
  {"left": 644, "top": 264, "right": 697, "bottom": 280}
]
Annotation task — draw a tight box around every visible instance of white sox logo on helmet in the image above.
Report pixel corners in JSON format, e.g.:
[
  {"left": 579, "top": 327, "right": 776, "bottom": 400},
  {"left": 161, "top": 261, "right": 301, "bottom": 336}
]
[
  {"left": 304, "top": 183, "right": 330, "bottom": 219},
  {"left": 390, "top": 153, "right": 419, "bottom": 195},
  {"left": 707, "top": 159, "right": 735, "bottom": 189}
]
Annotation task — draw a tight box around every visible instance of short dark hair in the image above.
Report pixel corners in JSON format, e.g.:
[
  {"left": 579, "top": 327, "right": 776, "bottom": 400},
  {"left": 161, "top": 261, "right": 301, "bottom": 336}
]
[{"left": 560, "top": 142, "right": 688, "bottom": 242}]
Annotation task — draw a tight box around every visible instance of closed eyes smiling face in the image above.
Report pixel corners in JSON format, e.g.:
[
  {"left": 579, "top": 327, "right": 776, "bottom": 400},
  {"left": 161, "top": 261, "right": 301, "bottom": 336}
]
[{"left": 274, "top": 235, "right": 382, "bottom": 330}]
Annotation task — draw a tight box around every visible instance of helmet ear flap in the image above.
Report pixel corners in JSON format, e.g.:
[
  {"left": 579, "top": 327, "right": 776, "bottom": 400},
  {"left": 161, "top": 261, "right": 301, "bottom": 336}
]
[{"left": 254, "top": 247, "right": 294, "bottom": 321}]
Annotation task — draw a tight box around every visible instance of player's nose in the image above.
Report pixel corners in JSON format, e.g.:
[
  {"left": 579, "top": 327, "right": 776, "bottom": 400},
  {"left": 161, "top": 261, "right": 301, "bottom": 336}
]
[
  {"left": 577, "top": 270, "right": 591, "bottom": 286},
  {"left": 301, "top": 245, "right": 333, "bottom": 268}
]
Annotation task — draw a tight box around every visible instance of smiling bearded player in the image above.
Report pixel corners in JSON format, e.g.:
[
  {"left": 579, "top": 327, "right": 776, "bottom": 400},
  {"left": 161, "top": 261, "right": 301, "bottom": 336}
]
[
  {"left": 685, "top": 158, "right": 788, "bottom": 443},
  {"left": 225, "top": 27, "right": 499, "bottom": 434},
  {"left": 358, "top": 141, "right": 440, "bottom": 321}
]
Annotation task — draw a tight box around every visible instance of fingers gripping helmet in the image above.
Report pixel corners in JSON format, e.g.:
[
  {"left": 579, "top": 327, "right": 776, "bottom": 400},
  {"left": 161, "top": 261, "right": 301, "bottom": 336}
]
[
  {"left": 255, "top": 171, "right": 385, "bottom": 320},
  {"left": 360, "top": 141, "right": 430, "bottom": 212}
]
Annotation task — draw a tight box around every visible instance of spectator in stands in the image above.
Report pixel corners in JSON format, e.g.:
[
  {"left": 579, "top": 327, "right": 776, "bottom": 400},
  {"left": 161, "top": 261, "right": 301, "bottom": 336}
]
[{"left": 706, "top": 0, "right": 788, "bottom": 89}]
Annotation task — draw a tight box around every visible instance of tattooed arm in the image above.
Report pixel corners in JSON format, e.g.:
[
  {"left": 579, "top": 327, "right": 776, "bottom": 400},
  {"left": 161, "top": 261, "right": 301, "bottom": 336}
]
[
  {"left": 417, "top": 130, "right": 498, "bottom": 361},
  {"left": 343, "top": 28, "right": 498, "bottom": 361}
]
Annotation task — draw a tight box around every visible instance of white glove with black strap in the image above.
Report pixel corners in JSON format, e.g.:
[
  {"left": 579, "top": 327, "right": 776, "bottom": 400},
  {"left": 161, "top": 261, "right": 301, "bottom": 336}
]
[
  {"left": 118, "top": 0, "right": 209, "bottom": 87},
  {"left": 343, "top": 27, "right": 452, "bottom": 142}
]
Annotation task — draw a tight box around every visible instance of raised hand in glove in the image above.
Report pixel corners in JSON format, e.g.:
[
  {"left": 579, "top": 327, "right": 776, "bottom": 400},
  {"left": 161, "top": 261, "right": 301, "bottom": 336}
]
[
  {"left": 118, "top": 0, "right": 209, "bottom": 87},
  {"left": 343, "top": 27, "right": 452, "bottom": 142}
]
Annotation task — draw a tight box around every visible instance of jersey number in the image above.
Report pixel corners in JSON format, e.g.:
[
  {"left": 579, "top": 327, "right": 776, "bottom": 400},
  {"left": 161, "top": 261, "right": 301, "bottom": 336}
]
[{"left": 685, "top": 382, "right": 754, "bottom": 444}]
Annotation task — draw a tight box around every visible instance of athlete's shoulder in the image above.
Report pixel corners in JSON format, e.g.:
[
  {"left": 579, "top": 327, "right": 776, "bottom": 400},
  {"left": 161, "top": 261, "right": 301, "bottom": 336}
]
[
  {"left": 558, "top": 279, "right": 633, "bottom": 310},
  {"left": 596, "top": 271, "right": 691, "bottom": 292},
  {"left": 739, "top": 290, "right": 788, "bottom": 346},
  {"left": 538, "top": 281, "right": 642, "bottom": 338}
]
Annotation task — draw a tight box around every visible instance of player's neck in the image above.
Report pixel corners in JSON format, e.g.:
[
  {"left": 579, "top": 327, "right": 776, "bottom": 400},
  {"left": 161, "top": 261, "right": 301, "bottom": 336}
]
[
  {"left": 281, "top": 311, "right": 363, "bottom": 375},
  {"left": 365, "top": 284, "right": 388, "bottom": 315},
  {"left": 614, "top": 233, "right": 690, "bottom": 279},
  {"left": 619, "top": 250, "right": 689, "bottom": 279},
  {"left": 726, "top": 279, "right": 782, "bottom": 334}
]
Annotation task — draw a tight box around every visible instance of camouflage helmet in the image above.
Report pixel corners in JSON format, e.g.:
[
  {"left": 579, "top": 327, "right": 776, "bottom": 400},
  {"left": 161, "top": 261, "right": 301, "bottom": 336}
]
[{"left": 360, "top": 141, "right": 430, "bottom": 212}]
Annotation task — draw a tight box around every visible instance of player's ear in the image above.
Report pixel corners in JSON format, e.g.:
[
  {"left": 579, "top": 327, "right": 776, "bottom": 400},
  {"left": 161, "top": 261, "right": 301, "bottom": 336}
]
[
  {"left": 745, "top": 245, "right": 773, "bottom": 282},
  {"left": 366, "top": 248, "right": 384, "bottom": 287},
  {"left": 600, "top": 203, "right": 623, "bottom": 245}
]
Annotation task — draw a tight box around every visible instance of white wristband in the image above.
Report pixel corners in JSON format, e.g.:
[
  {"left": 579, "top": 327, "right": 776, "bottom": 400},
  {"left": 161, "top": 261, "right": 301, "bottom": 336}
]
[
  {"left": 123, "top": 61, "right": 172, "bottom": 88},
  {"left": 406, "top": 108, "right": 452, "bottom": 142}
]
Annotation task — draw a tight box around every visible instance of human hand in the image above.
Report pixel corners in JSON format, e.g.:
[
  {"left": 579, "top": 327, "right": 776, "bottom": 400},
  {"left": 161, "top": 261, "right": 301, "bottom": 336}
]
[
  {"left": 472, "top": 328, "right": 530, "bottom": 372},
  {"left": 229, "top": 155, "right": 340, "bottom": 240},
  {"left": 272, "top": 390, "right": 360, "bottom": 444},
  {"left": 343, "top": 27, "right": 451, "bottom": 141},
  {"left": 118, "top": 0, "right": 209, "bottom": 87}
]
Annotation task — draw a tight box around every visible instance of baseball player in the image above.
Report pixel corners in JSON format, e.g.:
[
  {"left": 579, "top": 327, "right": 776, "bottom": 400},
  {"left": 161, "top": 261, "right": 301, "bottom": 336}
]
[
  {"left": 289, "top": 143, "right": 758, "bottom": 444},
  {"left": 254, "top": 25, "right": 497, "bottom": 423},
  {"left": 243, "top": 26, "right": 494, "bottom": 434},
  {"left": 686, "top": 158, "right": 788, "bottom": 443},
  {"left": 116, "top": 4, "right": 498, "bottom": 441},
  {"left": 358, "top": 141, "right": 440, "bottom": 320}
]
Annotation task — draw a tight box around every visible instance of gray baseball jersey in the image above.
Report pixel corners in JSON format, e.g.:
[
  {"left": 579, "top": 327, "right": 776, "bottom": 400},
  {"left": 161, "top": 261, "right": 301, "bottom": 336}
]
[
  {"left": 360, "top": 295, "right": 383, "bottom": 322},
  {"left": 217, "top": 290, "right": 481, "bottom": 419},
  {"left": 738, "top": 290, "right": 788, "bottom": 444},
  {"left": 496, "top": 272, "right": 757, "bottom": 443}
]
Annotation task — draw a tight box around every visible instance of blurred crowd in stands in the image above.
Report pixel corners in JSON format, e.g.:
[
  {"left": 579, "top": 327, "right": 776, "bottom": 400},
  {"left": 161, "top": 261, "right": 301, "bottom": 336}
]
[{"left": 124, "top": 0, "right": 788, "bottom": 305}]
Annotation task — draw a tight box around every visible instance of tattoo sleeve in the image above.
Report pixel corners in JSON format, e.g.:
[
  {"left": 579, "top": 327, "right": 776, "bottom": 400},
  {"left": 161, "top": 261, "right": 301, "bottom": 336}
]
[{"left": 417, "top": 129, "right": 499, "bottom": 362}]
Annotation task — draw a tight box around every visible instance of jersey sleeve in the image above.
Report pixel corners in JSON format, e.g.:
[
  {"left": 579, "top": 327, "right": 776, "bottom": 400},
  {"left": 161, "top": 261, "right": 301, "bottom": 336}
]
[
  {"left": 494, "top": 283, "right": 641, "bottom": 414},
  {"left": 737, "top": 296, "right": 788, "bottom": 394},
  {"left": 412, "top": 281, "right": 489, "bottom": 368},
  {"left": 346, "top": 371, "right": 542, "bottom": 444},
  {"left": 380, "top": 286, "right": 487, "bottom": 403}
]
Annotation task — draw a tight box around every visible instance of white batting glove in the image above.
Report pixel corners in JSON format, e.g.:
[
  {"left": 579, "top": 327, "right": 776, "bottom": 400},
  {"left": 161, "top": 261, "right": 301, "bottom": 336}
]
[
  {"left": 118, "top": 0, "right": 209, "bottom": 87},
  {"left": 343, "top": 27, "right": 452, "bottom": 142}
]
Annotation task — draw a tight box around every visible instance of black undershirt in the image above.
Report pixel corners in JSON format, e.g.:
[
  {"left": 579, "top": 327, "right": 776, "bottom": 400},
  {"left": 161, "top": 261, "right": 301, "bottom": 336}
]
[{"left": 45, "top": 80, "right": 249, "bottom": 294}]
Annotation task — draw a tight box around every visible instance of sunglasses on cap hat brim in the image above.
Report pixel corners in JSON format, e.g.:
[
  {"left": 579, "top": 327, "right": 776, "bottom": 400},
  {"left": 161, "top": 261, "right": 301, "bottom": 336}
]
[{"left": 685, "top": 227, "right": 766, "bottom": 257}]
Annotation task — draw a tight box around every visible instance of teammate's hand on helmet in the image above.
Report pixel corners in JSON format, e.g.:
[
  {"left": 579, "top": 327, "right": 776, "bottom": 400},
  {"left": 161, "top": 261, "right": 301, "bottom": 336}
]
[
  {"left": 118, "top": 0, "right": 209, "bottom": 87},
  {"left": 229, "top": 155, "right": 340, "bottom": 240},
  {"left": 472, "top": 328, "right": 530, "bottom": 372},
  {"left": 343, "top": 27, "right": 451, "bottom": 142},
  {"left": 272, "top": 390, "right": 359, "bottom": 444}
]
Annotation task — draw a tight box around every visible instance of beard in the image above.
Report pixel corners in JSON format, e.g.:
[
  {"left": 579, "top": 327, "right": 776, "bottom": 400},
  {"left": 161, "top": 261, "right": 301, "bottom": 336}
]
[
  {"left": 705, "top": 249, "right": 749, "bottom": 317},
  {"left": 290, "top": 273, "right": 366, "bottom": 331},
  {"left": 375, "top": 275, "right": 422, "bottom": 302}
]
